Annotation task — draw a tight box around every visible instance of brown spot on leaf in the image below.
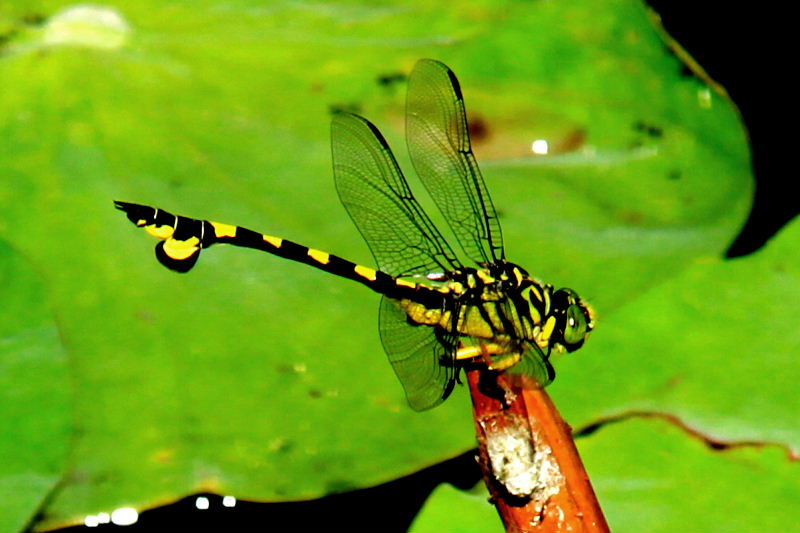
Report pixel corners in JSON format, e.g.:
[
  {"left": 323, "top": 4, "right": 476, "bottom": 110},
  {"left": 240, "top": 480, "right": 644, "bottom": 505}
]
[
  {"left": 467, "top": 113, "right": 490, "bottom": 143},
  {"left": 622, "top": 210, "right": 644, "bottom": 224},
  {"left": 552, "top": 128, "right": 587, "bottom": 153}
]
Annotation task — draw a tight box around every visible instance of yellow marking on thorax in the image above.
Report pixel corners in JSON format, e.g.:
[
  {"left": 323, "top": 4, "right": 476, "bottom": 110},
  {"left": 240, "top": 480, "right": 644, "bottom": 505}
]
[
  {"left": 461, "top": 306, "right": 495, "bottom": 339},
  {"left": 512, "top": 268, "right": 524, "bottom": 285},
  {"left": 543, "top": 289, "right": 551, "bottom": 315},
  {"left": 528, "top": 305, "right": 542, "bottom": 325},
  {"left": 479, "top": 285, "right": 503, "bottom": 302},
  {"left": 146, "top": 224, "right": 175, "bottom": 239},
  {"left": 537, "top": 316, "right": 557, "bottom": 348},
  {"left": 212, "top": 221, "right": 237, "bottom": 238},
  {"left": 307, "top": 248, "right": 330, "bottom": 264},
  {"left": 476, "top": 270, "right": 495, "bottom": 284},
  {"left": 482, "top": 301, "right": 505, "bottom": 332},
  {"left": 263, "top": 234, "right": 283, "bottom": 248},
  {"left": 163, "top": 237, "right": 200, "bottom": 259},
  {"left": 528, "top": 284, "right": 543, "bottom": 303},
  {"left": 354, "top": 265, "right": 377, "bottom": 281},
  {"left": 521, "top": 286, "right": 542, "bottom": 324},
  {"left": 520, "top": 314, "right": 536, "bottom": 336}
]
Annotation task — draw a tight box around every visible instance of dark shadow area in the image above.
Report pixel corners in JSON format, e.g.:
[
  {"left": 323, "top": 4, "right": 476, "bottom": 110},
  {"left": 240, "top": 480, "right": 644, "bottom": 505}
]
[{"left": 50, "top": 451, "right": 482, "bottom": 532}]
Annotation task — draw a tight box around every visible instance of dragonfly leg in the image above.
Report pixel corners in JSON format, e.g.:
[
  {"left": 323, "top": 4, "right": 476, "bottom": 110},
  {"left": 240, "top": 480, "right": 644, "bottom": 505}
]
[
  {"left": 455, "top": 344, "right": 484, "bottom": 360},
  {"left": 456, "top": 342, "right": 521, "bottom": 371}
]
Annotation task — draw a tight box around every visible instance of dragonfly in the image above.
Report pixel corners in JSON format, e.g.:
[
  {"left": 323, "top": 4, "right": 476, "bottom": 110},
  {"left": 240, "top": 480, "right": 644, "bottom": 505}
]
[{"left": 115, "top": 59, "right": 594, "bottom": 411}]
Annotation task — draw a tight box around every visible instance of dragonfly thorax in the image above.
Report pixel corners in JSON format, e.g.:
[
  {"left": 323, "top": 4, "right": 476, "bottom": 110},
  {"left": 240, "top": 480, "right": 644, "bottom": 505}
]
[{"left": 396, "top": 259, "right": 592, "bottom": 357}]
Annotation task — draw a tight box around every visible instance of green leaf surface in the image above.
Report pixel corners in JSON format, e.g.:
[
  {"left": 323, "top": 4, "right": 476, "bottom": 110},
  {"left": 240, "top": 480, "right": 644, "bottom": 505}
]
[
  {"left": 409, "top": 483, "right": 501, "bottom": 533},
  {"left": 553, "top": 216, "right": 800, "bottom": 453},
  {"left": 0, "top": 0, "right": 756, "bottom": 530},
  {"left": 580, "top": 417, "right": 800, "bottom": 533},
  {"left": 0, "top": 240, "right": 71, "bottom": 533}
]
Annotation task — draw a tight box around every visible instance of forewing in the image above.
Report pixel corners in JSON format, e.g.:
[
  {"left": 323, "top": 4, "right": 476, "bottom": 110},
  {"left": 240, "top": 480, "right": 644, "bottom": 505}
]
[
  {"left": 406, "top": 58, "right": 504, "bottom": 266},
  {"left": 378, "top": 296, "right": 457, "bottom": 411},
  {"left": 332, "top": 112, "right": 460, "bottom": 277}
]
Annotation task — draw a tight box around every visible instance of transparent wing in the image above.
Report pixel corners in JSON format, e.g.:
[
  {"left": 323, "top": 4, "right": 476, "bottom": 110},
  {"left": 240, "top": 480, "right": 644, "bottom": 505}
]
[
  {"left": 332, "top": 112, "right": 461, "bottom": 277},
  {"left": 406, "top": 58, "right": 504, "bottom": 266},
  {"left": 492, "top": 298, "right": 555, "bottom": 386},
  {"left": 379, "top": 296, "right": 458, "bottom": 411},
  {"left": 506, "top": 343, "right": 555, "bottom": 388}
]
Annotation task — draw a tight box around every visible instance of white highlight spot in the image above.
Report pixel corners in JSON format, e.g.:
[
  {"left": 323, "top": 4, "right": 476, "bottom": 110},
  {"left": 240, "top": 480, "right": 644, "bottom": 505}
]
[
  {"left": 84, "top": 511, "right": 111, "bottom": 527},
  {"left": 698, "top": 87, "right": 712, "bottom": 109},
  {"left": 42, "top": 4, "right": 131, "bottom": 50},
  {"left": 222, "top": 495, "right": 237, "bottom": 507},
  {"left": 531, "top": 139, "right": 549, "bottom": 155},
  {"left": 195, "top": 496, "right": 210, "bottom": 510},
  {"left": 110, "top": 507, "right": 138, "bottom": 526}
]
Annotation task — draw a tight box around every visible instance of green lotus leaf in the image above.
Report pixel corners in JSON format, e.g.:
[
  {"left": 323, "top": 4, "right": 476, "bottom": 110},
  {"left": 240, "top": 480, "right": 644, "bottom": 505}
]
[{"left": 0, "top": 0, "right": 757, "bottom": 530}]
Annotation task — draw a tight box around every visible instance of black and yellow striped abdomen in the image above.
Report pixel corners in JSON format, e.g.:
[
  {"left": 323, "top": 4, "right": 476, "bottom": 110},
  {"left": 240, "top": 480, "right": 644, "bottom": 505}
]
[{"left": 114, "top": 201, "right": 445, "bottom": 306}]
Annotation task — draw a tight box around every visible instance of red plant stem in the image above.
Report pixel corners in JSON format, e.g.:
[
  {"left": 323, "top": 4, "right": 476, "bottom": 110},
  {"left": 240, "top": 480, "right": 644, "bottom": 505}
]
[{"left": 467, "top": 368, "right": 610, "bottom": 533}]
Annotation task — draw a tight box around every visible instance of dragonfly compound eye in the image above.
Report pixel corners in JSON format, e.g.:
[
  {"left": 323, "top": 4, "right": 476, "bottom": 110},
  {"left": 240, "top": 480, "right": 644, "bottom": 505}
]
[
  {"left": 552, "top": 288, "right": 592, "bottom": 351},
  {"left": 563, "top": 304, "right": 589, "bottom": 347}
]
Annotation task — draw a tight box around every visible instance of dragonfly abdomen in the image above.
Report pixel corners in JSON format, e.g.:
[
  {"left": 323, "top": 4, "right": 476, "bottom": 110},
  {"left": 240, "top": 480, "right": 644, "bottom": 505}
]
[{"left": 114, "top": 201, "right": 447, "bottom": 302}]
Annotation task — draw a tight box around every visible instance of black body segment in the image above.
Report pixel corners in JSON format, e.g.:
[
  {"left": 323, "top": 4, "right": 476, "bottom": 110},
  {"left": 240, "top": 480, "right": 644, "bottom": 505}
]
[
  {"left": 115, "top": 58, "right": 594, "bottom": 411},
  {"left": 114, "top": 200, "right": 442, "bottom": 305}
]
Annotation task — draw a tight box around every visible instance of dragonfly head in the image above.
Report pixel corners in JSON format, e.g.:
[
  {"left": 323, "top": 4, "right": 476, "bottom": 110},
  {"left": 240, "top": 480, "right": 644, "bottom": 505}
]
[{"left": 551, "top": 288, "right": 594, "bottom": 352}]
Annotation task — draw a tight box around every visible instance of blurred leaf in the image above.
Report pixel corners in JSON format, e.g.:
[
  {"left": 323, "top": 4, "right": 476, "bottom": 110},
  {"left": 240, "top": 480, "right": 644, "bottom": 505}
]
[
  {"left": 0, "top": 240, "right": 71, "bottom": 532},
  {"left": 0, "top": 0, "right": 754, "bottom": 530},
  {"left": 579, "top": 417, "right": 800, "bottom": 533}
]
